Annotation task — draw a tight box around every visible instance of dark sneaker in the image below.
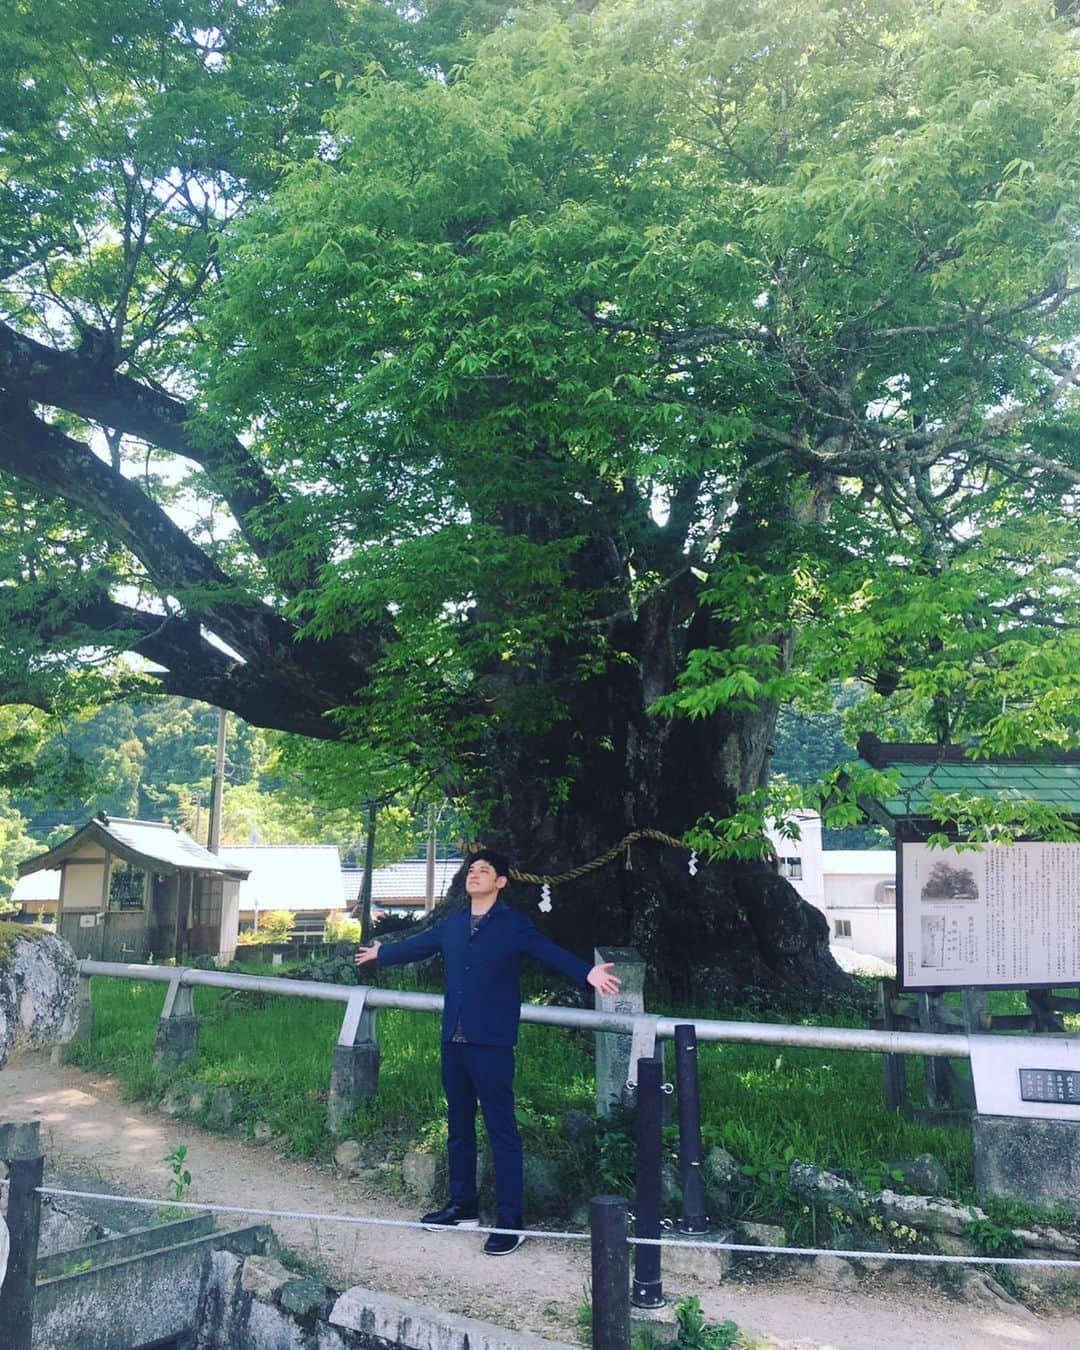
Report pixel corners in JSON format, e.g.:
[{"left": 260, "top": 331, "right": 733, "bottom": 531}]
[
  {"left": 421, "top": 1202, "right": 478, "bottom": 1231},
  {"left": 483, "top": 1219, "right": 526, "bottom": 1255}
]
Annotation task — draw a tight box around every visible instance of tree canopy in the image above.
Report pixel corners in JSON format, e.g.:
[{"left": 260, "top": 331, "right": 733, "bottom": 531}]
[{"left": 1, "top": 0, "right": 1077, "bottom": 989}]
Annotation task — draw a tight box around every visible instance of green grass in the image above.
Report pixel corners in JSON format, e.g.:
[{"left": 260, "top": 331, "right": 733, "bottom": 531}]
[{"left": 65, "top": 966, "right": 984, "bottom": 1221}]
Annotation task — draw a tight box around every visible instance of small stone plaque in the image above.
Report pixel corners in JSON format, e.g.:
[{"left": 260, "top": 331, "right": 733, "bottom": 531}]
[{"left": 1019, "top": 1068, "right": 1080, "bottom": 1105}]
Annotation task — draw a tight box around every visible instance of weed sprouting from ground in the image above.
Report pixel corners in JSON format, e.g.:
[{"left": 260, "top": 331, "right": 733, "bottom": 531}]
[{"left": 163, "top": 1144, "right": 192, "bottom": 1202}]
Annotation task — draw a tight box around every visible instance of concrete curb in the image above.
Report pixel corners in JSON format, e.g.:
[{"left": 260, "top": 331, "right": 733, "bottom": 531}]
[{"left": 330, "top": 1285, "right": 578, "bottom": 1349}]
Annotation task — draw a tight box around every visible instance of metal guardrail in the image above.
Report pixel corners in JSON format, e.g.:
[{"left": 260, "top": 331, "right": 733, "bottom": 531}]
[{"left": 77, "top": 959, "right": 972, "bottom": 1058}]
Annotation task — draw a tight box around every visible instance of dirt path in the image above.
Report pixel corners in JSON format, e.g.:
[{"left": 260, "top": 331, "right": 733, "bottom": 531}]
[{"left": 4, "top": 1051, "right": 1080, "bottom": 1348}]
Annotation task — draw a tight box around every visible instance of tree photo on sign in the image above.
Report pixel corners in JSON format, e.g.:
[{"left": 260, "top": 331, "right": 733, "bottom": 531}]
[{"left": 0, "top": 0, "right": 1076, "bottom": 996}]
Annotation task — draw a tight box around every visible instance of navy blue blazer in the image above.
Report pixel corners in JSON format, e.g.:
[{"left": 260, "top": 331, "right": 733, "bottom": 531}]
[{"left": 376, "top": 899, "right": 592, "bottom": 1046}]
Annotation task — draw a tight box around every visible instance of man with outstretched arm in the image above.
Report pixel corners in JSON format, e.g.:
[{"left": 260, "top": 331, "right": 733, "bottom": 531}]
[{"left": 354, "top": 847, "right": 620, "bottom": 1255}]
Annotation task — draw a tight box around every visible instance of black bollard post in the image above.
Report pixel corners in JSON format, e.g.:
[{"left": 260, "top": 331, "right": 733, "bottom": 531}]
[
  {"left": 674, "top": 1023, "right": 709, "bottom": 1234},
  {"left": 590, "top": 1195, "right": 631, "bottom": 1350},
  {"left": 632, "top": 1055, "right": 665, "bottom": 1308},
  {"left": 0, "top": 1122, "right": 44, "bottom": 1350}
]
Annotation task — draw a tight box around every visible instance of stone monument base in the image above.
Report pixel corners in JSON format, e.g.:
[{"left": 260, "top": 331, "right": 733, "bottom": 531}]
[{"left": 973, "top": 1113, "right": 1080, "bottom": 1208}]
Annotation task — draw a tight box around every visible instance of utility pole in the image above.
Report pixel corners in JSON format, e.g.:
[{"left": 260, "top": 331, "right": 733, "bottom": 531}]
[
  {"left": 359, "top": 802, "right": 376, "bottom": 938},
  {"left": 206, "top": 709, "right": 227, "bottom": 854},
  {"left": 424, "top": 802, "right": 437, "bottom": 914}
]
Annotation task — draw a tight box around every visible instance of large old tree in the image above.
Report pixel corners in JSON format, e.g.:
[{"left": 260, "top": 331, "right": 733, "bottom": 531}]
[{"left": 1, "top": 0, "right": 1077, "bottom": 997}]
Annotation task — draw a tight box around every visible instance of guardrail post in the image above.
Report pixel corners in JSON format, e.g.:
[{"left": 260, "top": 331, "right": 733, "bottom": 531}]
[
  {"left": 328, "top": 988, "right": 379, "bottom": 1132},
  {"left": 590, "top": 1195, "right": 630, "bottom": 1350},
  {"left": 0, "top": 1120, "right": 44, "bottom": 1350},
  {"left": 674, "top": 1024, "right": 709, "bottom": 1234},
  {"left": 155, "top": 973, "right": 199, "bottom": 1065},
  {"left": 67, "top": 972, "right": 96, "bottom": 1051},
  {"left": 632, "top": 1056, "right": 664, "bottom": 1308},
  {"left": 877, "top": 979, "right": 907, "bottom": 1111}
]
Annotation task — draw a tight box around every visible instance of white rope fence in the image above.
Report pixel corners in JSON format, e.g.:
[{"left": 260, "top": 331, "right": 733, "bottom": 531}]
[{"left": 6, "top": 1178, "right": 1080, "bottom": 1269}]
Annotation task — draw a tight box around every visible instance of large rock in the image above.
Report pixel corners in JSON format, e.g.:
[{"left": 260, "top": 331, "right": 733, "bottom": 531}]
[{"left": 0, "top": 925, "right": 79, "bottom": 1069}]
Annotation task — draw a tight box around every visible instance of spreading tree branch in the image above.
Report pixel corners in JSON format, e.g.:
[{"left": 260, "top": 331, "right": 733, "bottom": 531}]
[
  {"left": 0, "top": 398, "right": 386, "bottom": 722},
  {"left": 0, "top": 320, "right": 319, "bottom": 590}
]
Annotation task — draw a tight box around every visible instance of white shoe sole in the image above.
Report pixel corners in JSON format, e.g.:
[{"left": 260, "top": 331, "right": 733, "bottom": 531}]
[{"left": 423, "top": 1219, "right": 479, "bottom": 1231}]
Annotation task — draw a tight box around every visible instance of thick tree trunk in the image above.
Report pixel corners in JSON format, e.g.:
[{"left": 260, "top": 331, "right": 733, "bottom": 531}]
[{"left": 453, "top": 613, "right": 853, "bottom": 1007}]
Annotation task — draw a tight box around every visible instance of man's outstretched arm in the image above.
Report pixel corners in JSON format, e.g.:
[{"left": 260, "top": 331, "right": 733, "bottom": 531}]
[
  {"left": 354, "top": 920, "right": 445, "bottom": 970},
  {"left": 519, "top": 920, "right": 622, "bottom": 995}
]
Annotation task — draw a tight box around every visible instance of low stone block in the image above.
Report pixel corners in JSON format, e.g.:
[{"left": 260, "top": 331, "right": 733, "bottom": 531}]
[
  {"left": 333, "top": 1138, "right": 365, "bottom": 1176},
  {"left": 894, "top": 1152, "right": 950, "bottom": 1196},
  {"left": 1015, "top": 1225, "right": 1080, "bottom": 1256},
  {"left": 740, "top": 1222, "right": 785, "bottom": 1248},
  {"left": 245, "top": 1296, "right": 309, "bottom": 1349},
  {"left": 973, "top": 1114, "right": 1080, "bottom": 1209},
  {"left": 402, "top": 1148, "right": 440, "bottom": 1203},
  {"left": 160, "top": 1084, "right": 189, "bottom": 1118},
  {"left": 200, "top": 1248, "right": 244, "bottom": 1347},
  {"left": 205, "top": 1085, "right": 237, "bottom": 1129},
  {"left": 316, "top": 1325, "right": 353, "bottom": 1350},
  {"left": 796, "top": 1254, "right": 858, "bottom": 1289},
  {"left": 660, "top": 1230, "right": 732, "bottom": 1284},
  {"left": 563, "top": 1109, "right": 595, "bottom": 1150},
  {"left": 240, "top": 1253, "right": 293, "bottom": 1302},
  {"left": 280, "top": 1275, "right": 328, "bottom": 1319},
  {"left": 959, "top": 1268, "right": 1033, "bottom": 1315},
  {"left": 523, "top": 1154, "right": 561, "bottom": 1218},
  {"left": 789, "top": 1160, "right": 864, "bottom": 1216},
  {"left": 702, "top": 1145, "right": 741, "bottom": 1190},
  {"left": 878, "top": 1190, "right": 982, "bottom": 1236},
  {"left": 330, "top": 1286, "right": 578, "bottom": 1349}
]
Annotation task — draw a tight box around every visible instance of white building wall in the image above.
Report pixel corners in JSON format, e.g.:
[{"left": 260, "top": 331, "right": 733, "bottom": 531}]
[
  {"left": 765, "top": 813, "right": 825, "bottom": 914},
  {"left": 821, "top": 852, "right": 897, "bottom": 963},
  {"left": 764, "top": 819, "right": 900, "bottom": 964},
  {"left": 827, "top": 904, "right": 898, "bottom": 962}
]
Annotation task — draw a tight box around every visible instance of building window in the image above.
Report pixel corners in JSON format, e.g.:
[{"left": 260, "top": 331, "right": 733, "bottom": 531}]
[
  {"left": 193, "top": 876, "right": 223, "bottom": 927},
  {"left": 108, "top": 862, "right": 146, "bottom": 910},
  {"left": 834, "top": 919, "right": 852, "bottom": 938},
  {"left": 778, "top": 857, "right": 803, "bottom": 881}
]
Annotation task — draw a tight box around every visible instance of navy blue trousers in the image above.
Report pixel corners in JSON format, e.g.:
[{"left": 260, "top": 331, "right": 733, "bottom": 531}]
[{"left": 441, "top": 1041, "right": 522, "bottom": 1223}]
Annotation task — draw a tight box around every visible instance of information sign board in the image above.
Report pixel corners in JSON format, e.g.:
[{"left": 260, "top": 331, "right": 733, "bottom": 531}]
[{"left": 899, "top": 841, "right": 1080, "bottom": 990}]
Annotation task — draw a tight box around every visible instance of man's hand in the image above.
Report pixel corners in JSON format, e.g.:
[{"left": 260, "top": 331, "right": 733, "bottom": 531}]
[
  {"left": 586, "top": 962, "right": 621, "bottom": 996},
  {"left": 354, "top": 941, "right": 381, "bottom": 967}
]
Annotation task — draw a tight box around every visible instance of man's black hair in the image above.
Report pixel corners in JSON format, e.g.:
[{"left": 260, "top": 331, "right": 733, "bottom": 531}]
[{"left": 467, "top": 847, "right": 511, "bottom": 879}]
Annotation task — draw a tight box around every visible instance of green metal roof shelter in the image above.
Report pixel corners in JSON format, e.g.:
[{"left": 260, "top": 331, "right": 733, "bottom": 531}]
[{"left": 856, "top": 734, "right": 1080, "bottom": 834}]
